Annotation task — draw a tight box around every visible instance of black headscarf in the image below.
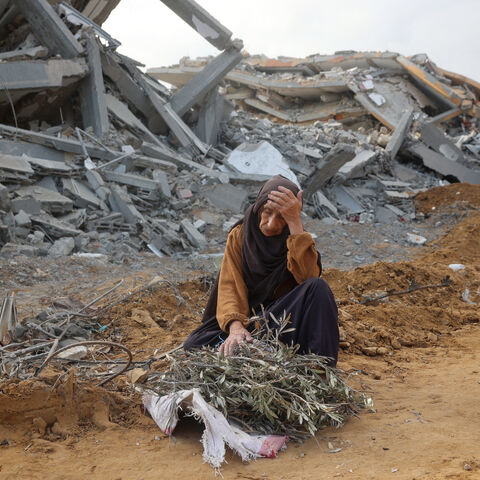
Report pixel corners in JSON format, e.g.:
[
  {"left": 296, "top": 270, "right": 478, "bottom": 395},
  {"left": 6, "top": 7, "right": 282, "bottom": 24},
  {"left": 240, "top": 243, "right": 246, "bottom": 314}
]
[{"left": 201, "top": 175, "right": 322, "bottom": 324}]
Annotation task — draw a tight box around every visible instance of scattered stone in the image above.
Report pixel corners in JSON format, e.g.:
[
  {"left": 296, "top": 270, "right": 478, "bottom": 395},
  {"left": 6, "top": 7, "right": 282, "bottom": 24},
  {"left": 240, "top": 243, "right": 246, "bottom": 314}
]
[{"left": 48, "top": 237, "right": 75, "bottom": 257}]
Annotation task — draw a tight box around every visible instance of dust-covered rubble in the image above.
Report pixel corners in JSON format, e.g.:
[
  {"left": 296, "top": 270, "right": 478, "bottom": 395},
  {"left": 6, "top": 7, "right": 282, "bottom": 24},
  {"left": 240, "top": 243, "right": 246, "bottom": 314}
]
[{"left": 0, "top": 1, "right": 479, "bottom": 265}]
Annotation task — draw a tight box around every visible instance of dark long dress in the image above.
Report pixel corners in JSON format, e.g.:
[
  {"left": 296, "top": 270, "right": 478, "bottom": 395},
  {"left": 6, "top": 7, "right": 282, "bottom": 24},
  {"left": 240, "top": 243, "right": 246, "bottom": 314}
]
[{"left": 184, "top": 276, "right": 339, "bottom": 365}]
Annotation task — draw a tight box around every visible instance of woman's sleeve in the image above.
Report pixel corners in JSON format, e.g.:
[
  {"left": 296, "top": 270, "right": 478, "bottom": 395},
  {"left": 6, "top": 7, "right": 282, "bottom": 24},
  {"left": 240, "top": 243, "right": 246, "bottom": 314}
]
[
  {"left": 216, "top": 225, "right": 250, "bottom": 332},
  {"left": 286, "top": 232, "right": 321, "bottom": 283}
]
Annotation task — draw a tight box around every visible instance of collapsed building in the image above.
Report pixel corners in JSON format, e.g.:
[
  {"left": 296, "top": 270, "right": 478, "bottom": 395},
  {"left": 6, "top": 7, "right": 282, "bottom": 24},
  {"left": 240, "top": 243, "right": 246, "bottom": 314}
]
[{"left": 0, "top": 0, "right": 479, "bottom": 262}]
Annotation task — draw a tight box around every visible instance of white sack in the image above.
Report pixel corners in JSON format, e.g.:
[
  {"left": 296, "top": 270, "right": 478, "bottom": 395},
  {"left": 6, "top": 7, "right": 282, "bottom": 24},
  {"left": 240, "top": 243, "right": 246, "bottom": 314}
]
[{"left": 143, "top": 389, "right": 288, "bottom": 469}]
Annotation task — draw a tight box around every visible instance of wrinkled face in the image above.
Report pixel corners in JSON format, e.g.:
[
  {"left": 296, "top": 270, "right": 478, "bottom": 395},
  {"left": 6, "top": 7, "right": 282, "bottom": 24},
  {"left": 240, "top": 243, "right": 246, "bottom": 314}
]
[{"left": 258, "top": 203, "right": 286, "bottom": 237}]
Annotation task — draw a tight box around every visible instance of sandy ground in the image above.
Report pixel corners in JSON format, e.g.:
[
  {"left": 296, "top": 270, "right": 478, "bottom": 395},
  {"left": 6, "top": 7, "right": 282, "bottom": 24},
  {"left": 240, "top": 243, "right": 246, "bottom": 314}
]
[{"left": 0, "top": 184, "right": 479, "bottom": 479}]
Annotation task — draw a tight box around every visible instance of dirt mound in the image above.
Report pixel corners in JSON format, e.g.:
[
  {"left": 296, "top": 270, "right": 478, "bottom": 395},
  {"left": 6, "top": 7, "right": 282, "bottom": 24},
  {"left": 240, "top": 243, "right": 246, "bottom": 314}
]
[
  {"left": 414, "top": 182, "right": 480, "bottom": 214},
  {"left": 0, "top": 372, "right": 143, "bottom": 447},
  {"left": 322, "top": 211, "right": 480, "bottom": 355}
]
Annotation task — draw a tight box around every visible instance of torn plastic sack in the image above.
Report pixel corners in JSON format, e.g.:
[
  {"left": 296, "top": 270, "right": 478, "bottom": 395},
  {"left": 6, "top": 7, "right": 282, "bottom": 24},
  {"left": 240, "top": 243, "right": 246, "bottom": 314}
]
[{"left": 143, "top": 389, "right": 288, "bottom": 469}]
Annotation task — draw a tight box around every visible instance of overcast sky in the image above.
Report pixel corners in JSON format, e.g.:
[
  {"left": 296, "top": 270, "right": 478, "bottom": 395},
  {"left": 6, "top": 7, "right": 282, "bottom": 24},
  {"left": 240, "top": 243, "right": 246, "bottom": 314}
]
[{"left": 103, "top": 0, "right": 480, "bottom": 82}]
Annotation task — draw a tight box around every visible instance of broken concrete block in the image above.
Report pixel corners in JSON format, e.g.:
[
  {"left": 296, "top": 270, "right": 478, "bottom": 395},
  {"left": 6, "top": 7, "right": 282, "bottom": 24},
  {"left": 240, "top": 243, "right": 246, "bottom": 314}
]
[
  {"left": 193, "top": 219, "right": 207, "bottom": 233},
  {"left": 0, "top": 243, "right": 38, "bottom": 258},
  {"left": 407, "top": 143, "right": 480, "bottom": 184},
  {"left": 181, "top": 219, "right": 207, "bottom": 249},
  {"left": 171, "top": 46, "right": 243, "bottom": 117},
  {"left": 14, "top": 210, "right": 31, "bottom": 227},
  {"left": 31, "top": 214, "right": 82, "bottom": 238},
  {"left": 85, "top": 170, "right": 110, "bottom": 201},
  {"left": 0, "top": 183, "right": 10, "bottom": 212},
  {"left": 305, "top": 144, "right": 356, "bottom": 199},
  {"left": 332, "top": 150, "right": 376, "bottom": 184},
  {"left": 59, "top": 209, "right": 87, "bottom": 229},
  {"left": 152, "top": 170, "right": 171, "bottom": 198},
  {"left": 331, "top": 185, "right": 365, "bottom": 214},
  {"left": 80, "top": 32, "right": 109, "bottom": 139},
  {"left": 311, "top": 191, "right": 338, "bottom": 218},
  {"left": 419, "top": 123, "right": 464, "bottom": 162},
  {"left": 159, "top": 0, "right": 235, "bottom": 50},
  {"left": 225, "top": 141, "right": 299, "bottom": 186},
  {"left": 407, "top": 233, "right": 427, "bottom": 246},
  {"left": 62, "top": 178, "right": 102, "bottom": 209},
  {"left": 11, "top": 197, "right": 42, "bottom": 215},
  {"left": 16, "top": 0, "right": 84, "bottom": 58},
  {"left": 109, "top": 185, "right": 144, "bottom": 225},
  {"left": 204, "top": 184, "right": 248, "bottom": 214},
  {"left": 0, "top": 153, "right": 35, "bottom": 176},
  {"left": 385, "top": 107, "right": 414, "bottom": 160},
  {"left": 28, "top": 231, "right": 46, "bottom": 245},
  {"left": 15, "top": 185, "right": 73, "bottom": 214},
  {"left": 48, "top": 237, "right": 75, "bottom": 257},
  {"left": 86, "top": 170, "right": 105, "bottom": 190}
]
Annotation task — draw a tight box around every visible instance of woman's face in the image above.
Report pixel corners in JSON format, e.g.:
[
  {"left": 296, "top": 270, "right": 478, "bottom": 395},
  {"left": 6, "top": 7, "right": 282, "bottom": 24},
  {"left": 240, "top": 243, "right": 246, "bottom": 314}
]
[{"left": 258, "top": 204, "right": 286, "bottom": 237}]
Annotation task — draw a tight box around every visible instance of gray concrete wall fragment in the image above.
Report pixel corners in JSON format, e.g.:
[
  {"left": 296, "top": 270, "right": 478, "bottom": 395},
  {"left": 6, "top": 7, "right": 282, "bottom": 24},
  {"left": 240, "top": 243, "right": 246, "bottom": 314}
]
[
  {"left": 304, "top": 144, "right": 356, "bottom": 199},
  {"left": 407, "top": 142, "right": 480, "bottom": 184},
  {"left": 16, "top": 0, "right": 84, "bottom": 58},
  {"left": 385, "top": 106, "right": 414, "bottom": 160},
  {"left": 109, "top": 184, "right": 144, "bottom": 224},
  {"left": 80, "top": 33, "right": 110, "bottom": 139},
  {"left": 180, "top": 218, "right": 207, "bottom": 249},
  {"left": 171, "top": 45, "right": 243, "bottom": 117},
  {"left": 159, "top": 0, "right": 234, "bottom": 50},
  {"left": 419, "top": 123, "right": 464, "bottom": 162}
]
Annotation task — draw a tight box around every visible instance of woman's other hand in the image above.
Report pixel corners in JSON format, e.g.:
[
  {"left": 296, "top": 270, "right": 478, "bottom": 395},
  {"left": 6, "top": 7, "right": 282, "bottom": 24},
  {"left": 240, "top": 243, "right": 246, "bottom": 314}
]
[{"left": 219, "top": 320, "right": 252, "bottom": 357}]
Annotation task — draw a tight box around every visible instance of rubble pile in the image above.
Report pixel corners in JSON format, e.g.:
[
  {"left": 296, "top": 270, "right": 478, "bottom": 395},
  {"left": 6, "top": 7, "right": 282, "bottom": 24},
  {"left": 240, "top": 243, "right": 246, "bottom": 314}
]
[
  {"left": 151, "top": 50, "right": 480, "bottom": 224},
  {"left": 0, "top": 0, "right": 250, "bottom": 260},
  {"left": 1, "top": 0, "right": 479, "bottom": 262}
]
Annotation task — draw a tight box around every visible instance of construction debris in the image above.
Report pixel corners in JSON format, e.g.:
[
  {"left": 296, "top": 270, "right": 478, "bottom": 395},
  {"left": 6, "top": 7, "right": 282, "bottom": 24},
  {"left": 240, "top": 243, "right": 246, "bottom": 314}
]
[{"left": 0, "top": 1, "right": 479, "bottom": 261}]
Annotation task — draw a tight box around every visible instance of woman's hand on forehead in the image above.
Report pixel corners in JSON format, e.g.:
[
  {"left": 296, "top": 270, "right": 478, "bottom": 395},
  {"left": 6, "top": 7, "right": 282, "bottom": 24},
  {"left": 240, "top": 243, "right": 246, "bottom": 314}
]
[{"left": 267, "top": 186, "right": 303, "bottom": 224}]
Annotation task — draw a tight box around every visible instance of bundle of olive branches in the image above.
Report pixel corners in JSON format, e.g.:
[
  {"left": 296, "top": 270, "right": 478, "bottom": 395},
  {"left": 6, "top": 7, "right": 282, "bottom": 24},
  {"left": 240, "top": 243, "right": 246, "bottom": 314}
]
[{"left": 147, "top": 314, "right": 370, "bottom": 440}]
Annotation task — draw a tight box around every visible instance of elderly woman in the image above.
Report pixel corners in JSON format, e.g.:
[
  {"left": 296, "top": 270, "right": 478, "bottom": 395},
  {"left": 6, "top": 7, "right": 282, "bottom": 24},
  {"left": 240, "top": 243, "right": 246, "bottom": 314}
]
[{"left": 184, "top": 175, "right": 339, "bottom": 366}]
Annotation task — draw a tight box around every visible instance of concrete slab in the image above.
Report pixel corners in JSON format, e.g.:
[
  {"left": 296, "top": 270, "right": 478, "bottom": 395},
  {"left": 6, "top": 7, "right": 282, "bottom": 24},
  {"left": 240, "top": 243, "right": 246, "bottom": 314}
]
[
  {"left": 16, "top": 0, "right": 84, "bottom": 58},
  {"left": 0, "top": 154, "right": 34, "bottom": 175},
  {"left": 225, "top": 141, "right": 299, "bottom": 186},
  {"left": 180, "top": 218, "right": 207, "bottom": 249},
  {"left": 331, "top": 185, "right": 365, "bottom": 214},
  {"left": 62, "top": 178, "right": 102, "bottom": 209},
  {"left": 159, "top": 0, "right": 234, "bottom": 50},
  {"left": 171, "top": 45, "right": 243, "bottom": 117},
  {"left": 31, "top": 213, "right": 82, "bottom": 238},
  {"left": 0, "top": 58, "right": 87, "bottom": 91},
  {"left": 80, "top": 33, "right": 109, "bottom": 139},
  {"left": 312, "top": 190, "right": 339, "bottom": 218},
  {"left": 16, "top": 185, "right": 73, "bottom": 214},
  {"left": 304, "top": 143, "right": 356, "bottom": 199},
  {"left": 204, "top": 184, "right": 248, "bottom": 214},
  {"left": 407, "top": 142, "right": 480, "bottom": 184},
  {"left": 109, "top": 184, "right": 144, "bottom": 225},
  {"left": 11, "top": 197, "right": 41, "bottom": 215},
  {"left": 333, "top": 150, "right": 376, "bottom": 184},
  {"left": 24, "top": 155, "right": 73, "bottom": 173},
  {"left": 385, "top": 106, "right": 414, "bottom": 160},
  {"left": 0, "top": 183, "right": 10, "bottom": 211},
  {"left": 419, "top": 123, "right": 464, "bottom": 162}
]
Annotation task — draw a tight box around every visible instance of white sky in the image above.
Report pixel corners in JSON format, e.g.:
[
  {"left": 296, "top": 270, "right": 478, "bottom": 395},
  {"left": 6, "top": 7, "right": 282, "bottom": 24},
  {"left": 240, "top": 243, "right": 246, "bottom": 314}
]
[{"left": 103, "top": 0, "right": 480, "bottom": 82}]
